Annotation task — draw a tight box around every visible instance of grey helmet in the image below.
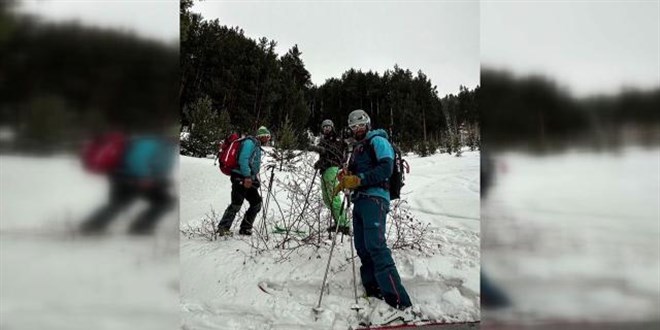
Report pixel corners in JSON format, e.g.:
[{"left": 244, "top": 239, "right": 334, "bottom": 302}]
[
  {"left": 348, "top": 109, "right": 371, "bottom": 129},
  {"left": 321, "top": 119, "right": 334, "bottom": 129}
]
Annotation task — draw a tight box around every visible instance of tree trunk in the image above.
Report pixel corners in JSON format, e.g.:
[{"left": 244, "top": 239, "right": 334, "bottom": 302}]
[
  {"left": 376, "top": 99, "right": 380, "bottom": 117},
  {"left": 254, "top": 83, "right": 261, "bottom": 125},
  {"left": 422, "top": 108, "right": 427, "bottom": 143}
]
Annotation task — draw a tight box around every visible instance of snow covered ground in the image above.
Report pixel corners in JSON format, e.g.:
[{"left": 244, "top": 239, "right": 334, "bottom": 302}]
[
  {"left": 6, "top": 145, "right": 654, "bottom": 329},
  {"left": 0, "top": 155, "right": 180, "bottom": 330},
  {"left": 180, "top": 149, "right": 481, "bottom": 329},
  {"left": 482, "top": 146, "right": 660, "bottom": 324}
]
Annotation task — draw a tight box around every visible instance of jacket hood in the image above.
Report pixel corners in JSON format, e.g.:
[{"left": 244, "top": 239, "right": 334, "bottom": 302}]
[{"left": 365, "top": 128, "right": 389, "bottom": 140}]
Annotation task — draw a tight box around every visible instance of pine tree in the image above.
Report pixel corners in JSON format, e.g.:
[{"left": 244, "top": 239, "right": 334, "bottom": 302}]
[
  {"left": 273, "top": 115, "right": 298, "bottom": 170},
  {"left": 185, "top": 95, "right": 228, "bottom": 157}
]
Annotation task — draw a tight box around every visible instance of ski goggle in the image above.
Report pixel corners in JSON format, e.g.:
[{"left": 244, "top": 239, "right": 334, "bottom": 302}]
[
  {"left": 349, "top": 123, "right": 367, "bottom": 131},
  {"left": 322, "top": 125, "right": 333, "bottom": 131}
]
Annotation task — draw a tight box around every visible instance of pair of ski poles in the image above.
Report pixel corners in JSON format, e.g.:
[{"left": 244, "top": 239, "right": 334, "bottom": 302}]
[
  {"left": 313, "top": 189, "right": 361, "bottom": 318},
  {"left": 313, "top": 147, "right": 360, "bottom": 319}
]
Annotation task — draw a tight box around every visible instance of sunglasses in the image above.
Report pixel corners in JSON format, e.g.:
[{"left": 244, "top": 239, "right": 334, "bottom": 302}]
[{"left": 349, "top": 123, "right": 367, "bottom": 131}]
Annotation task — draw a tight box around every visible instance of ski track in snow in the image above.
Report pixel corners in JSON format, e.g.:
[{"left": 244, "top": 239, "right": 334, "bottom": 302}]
[{"left": 180, "top": 150, "right": 481, "bottom": 329}]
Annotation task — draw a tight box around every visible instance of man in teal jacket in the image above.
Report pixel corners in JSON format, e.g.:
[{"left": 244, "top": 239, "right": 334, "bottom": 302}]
[
  {"left": 334, "top": 110, "right": 413, "bottom": 315},
  {"left": 217, "top": 126, "right": 271, "bottom": 236}
]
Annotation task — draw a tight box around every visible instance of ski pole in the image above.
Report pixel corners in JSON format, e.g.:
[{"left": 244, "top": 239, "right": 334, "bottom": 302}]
[
  {"left": 345, "top": 191, "right": 361, "bottom": 313},
  {"left": 314, "top": 139, "right": 356, "bottom": 317},
  {"left": 350, "top": 223, "right": 360, "bottom": 313},
  {"left": 317, "top": 197, "right": 322, "bottom": 246},
  {"left": 260, "top": 164, "right": 276, "bottom": 239},
  {"left": 262, "top": 164, "right": 276, "bottom": 216},
  {"left": 279, "top": 168, "right": 318, "bottom": 248},
  {"left": 313, "top": 195, "right": 346, "bottom": 317},
  {"left": 291, "top": 168, "right": 318, "bottom": 226}
]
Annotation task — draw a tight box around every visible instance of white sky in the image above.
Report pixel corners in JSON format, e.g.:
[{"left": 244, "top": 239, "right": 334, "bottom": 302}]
[
  {"left": 15, "top": 0, "right": 179, "bottom": 44},
  {"left": 482, "top": 0, "right": 660, "bottom": 97},
  {"left": 14, "top": 1, "right": 657, "bottom": 98},
  {"left": 194, "top": 0, "right": 481, "bottom": 97}
]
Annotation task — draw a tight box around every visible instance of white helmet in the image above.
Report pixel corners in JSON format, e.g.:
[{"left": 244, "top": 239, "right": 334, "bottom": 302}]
[{"left": 348, "top": 109, "right": 370, "bottom": 129}]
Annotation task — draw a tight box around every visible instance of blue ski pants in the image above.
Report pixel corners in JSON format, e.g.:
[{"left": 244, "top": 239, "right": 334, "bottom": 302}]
[{"left": 352, "top": 195, "right": 412, "bottom": 309}]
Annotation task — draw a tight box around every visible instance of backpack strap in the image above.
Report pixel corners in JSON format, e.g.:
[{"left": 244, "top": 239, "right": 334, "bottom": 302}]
[
  {"left": 361, "top": 135, "right": 391, "bottom": 190},
  {"left": 244, "top": 136, "right": 260, "bottom": 175},
  {"left": 364, "top": 135, "right": 393, "bottom": 165},
  {"left": 228, "top": 136, "right": 258, "bottom": 176}
]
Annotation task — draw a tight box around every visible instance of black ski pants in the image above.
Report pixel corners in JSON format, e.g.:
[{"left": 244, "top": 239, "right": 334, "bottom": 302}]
[{"left": 217, "top": 174, "right": 262, "bottom": 231}]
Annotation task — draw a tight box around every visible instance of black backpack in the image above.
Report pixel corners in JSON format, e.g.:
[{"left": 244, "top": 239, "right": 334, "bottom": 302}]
[{"left": 365, "top": 136, "right": 409, "bottom": 200}]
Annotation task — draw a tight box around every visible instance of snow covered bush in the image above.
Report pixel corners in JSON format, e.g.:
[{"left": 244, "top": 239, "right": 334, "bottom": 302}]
[
  {"left": 246, "top": 152, "right": 436, "bottom": 258},
  {"left": 387, "top": 200, "right": 434, "bottom": 253},
  {"left": 181, "top": 150, "right": 437, "bottom": 258},
  {"left": 180, "top": 207, "right": 245, "bottom": 241},
  {"left": 247, "top": 153, "right": 328, "bottom": 256}
]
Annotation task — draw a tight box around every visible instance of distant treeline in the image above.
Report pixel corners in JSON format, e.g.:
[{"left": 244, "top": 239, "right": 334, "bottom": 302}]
[
  {"left": 180, "top": 0, "right": 478, "bottom": 157},
  {"left": 481, "top": 68, "right": 660, "bottom": 150},
  {"left": 0, "top": 2, "right": 178, "bottom": 152}
]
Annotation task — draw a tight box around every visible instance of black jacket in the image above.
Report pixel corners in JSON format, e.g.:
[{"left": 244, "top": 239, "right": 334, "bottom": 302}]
[{"left": 312, "top": 132, "right": 345, "bottom": 172}]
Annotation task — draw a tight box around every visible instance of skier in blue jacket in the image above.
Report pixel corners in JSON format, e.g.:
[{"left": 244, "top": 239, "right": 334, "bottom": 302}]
[
  {"left": 217, "top": 126, "right": 271, "bottom": 236},
  {"left": 334, "top": 110, "right": 413, "bottom": 315}
]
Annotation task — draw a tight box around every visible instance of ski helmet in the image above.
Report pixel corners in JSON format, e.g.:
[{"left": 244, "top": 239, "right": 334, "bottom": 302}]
[
  {"left": 348, "top": 109, "right": 370, "bottom": 130},
  {"left": 321, "top": 119, "right": 334, "bottom": 130}
]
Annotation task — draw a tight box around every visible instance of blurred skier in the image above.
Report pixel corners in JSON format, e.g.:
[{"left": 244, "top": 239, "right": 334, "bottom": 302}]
[
  {"left": 481, "top": 151, "right": 511, "bottom": 308},
  {"left": 79, "top": 132, "right": 176, "bottom": 235}
]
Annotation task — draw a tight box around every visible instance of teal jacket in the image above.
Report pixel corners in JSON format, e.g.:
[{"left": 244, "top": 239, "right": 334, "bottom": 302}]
[
  {"left": 349, "top": 129, "right": 394, "bottom": 202},
  {"left": 231, "top": 137, "right": 261, "bottom": 179},
  {"left": 121, "top": 136, "right": 175, "bottom": 181}
]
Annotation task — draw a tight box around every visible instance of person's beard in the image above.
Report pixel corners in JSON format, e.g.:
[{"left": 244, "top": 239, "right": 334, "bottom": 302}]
[{"left": 354, "top": 129, "right": 367, "bottom": 140}]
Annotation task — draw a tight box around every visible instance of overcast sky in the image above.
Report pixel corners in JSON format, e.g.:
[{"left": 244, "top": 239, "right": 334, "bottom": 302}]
[
  {"left": 194, "top": 0, "right": 480, "bottom": 97},
  {"left": 15, "top": 0, "right": 179, "bottom": 44},
  {"left": 482, "top": 1, "right": 660, "bottom": 97},
  {"left": 14, "top": 1, "right": 658, "bottom": 98}
]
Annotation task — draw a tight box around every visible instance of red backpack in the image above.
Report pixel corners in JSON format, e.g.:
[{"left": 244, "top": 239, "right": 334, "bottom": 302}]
[
  {"left": 218, "top": 133, "right": 243, "bottom": 175},
  {"left": 81, "top": 132, "right": 128, "bottom": 174}
]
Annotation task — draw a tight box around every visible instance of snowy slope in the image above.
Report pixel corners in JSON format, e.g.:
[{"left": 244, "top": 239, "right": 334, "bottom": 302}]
[
  {"left": 0, "top": 155, "right": 180, "bottom": 330},
  {"left": 482, "top": 146, "right": 660, "bottom": 323},
  {"left": 180, "top": 150, "right": 481, "bottom": 329}
]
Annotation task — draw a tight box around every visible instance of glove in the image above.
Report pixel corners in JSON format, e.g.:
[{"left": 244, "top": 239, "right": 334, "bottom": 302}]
[
  {"left": 336, "top": 168, "right": 349, "bottom": 181},
  {"left": 332, "top": 175, "right": 361, "bottom": 196},
  {"left": 313, "top": 160, "right": 322, "bottom": 170}
]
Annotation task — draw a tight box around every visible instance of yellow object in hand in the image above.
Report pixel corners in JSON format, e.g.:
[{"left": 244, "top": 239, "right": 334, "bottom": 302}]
[{"left": 332, "top": 175, "right": 361, "bottom": 196}]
